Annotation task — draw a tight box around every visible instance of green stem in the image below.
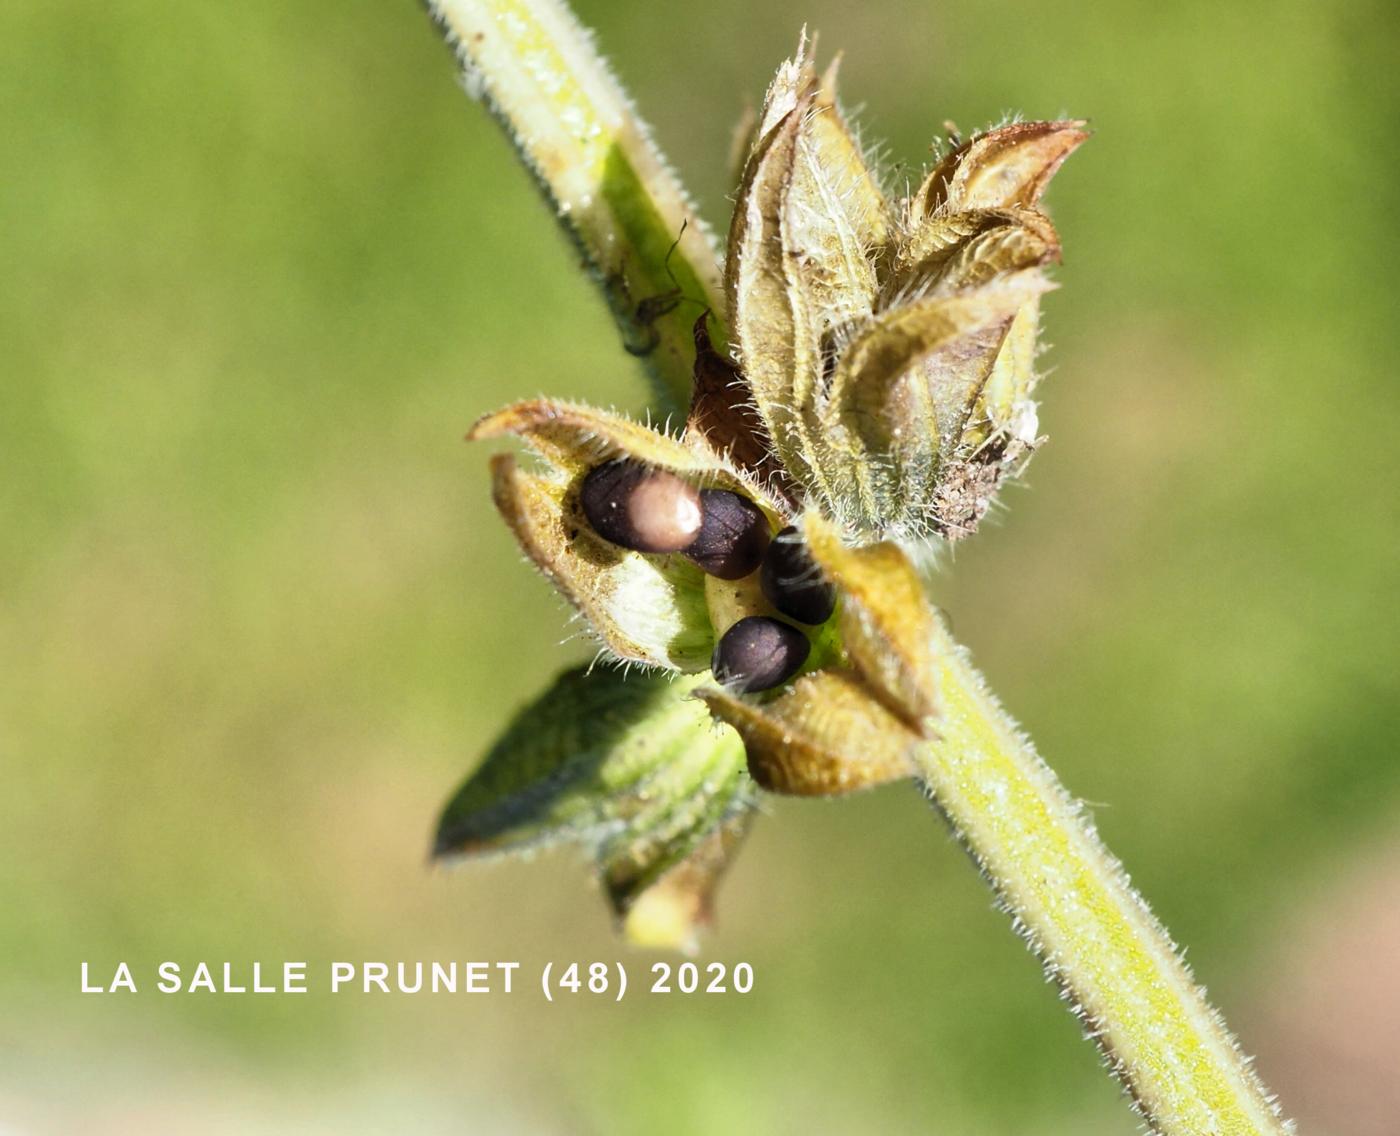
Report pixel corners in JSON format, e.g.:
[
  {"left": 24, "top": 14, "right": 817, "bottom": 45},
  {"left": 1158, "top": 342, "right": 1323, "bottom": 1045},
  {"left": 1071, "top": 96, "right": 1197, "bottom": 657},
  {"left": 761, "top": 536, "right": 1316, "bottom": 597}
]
[
  {"left": 919, "top": 622, "right": 1289, "bottom": 1134},
  {"left": 425, "top": 0, "right": 727, "bottom": 413}
]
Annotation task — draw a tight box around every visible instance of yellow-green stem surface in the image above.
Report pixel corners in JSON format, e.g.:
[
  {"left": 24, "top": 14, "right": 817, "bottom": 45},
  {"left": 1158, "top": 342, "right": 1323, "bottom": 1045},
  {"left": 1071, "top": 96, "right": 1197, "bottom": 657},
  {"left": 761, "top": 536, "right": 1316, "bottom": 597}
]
[
  {"left": 919, "top": 622, "right": 1288, "bottom": 1134},
  {"left": 426, "top": 0, "right": 726, "bottom": 411}
]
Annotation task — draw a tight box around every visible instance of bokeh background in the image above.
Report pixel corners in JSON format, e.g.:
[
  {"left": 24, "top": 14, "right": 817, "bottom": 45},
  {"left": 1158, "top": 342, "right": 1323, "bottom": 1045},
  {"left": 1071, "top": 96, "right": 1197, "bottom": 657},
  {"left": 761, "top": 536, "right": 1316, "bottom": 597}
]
[{"left": 4, "top": 0, "right": 1398, "bottom": 1132}]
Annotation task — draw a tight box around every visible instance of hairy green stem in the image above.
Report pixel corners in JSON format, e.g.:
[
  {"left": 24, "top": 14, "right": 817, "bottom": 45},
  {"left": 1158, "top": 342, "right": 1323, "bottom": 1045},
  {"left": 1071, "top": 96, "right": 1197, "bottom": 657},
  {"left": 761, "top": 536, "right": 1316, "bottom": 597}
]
[
  {"left": 425, "top": 0, "right": 726, "bottom": 412},
  {"left": 425, "top": 1, "right": 1292, "bottom": 1131},
  {"left": 919, "top": 621, "right": 1288, "bottom": 1134}
]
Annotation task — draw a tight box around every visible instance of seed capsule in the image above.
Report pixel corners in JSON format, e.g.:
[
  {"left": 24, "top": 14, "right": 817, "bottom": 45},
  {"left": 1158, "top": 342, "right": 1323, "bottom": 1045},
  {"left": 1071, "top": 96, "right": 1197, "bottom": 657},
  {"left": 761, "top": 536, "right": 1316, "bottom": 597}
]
[
  {"left": 579, "top": 459, "right": 703, "bottom": 553},
  {"left": 711, "top": 616, "right": 810, "bottom": 693},
  {"left": 684, "top": 489, "right": 771, "bottom": 579},
  {"left": 760, "top": 526, "right": 837, "bottom": 625}
]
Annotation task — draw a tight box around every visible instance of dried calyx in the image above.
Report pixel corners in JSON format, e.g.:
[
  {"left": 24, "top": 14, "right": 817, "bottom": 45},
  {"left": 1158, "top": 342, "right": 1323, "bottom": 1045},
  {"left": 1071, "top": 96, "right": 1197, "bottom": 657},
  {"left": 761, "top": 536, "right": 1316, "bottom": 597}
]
[{"left": 724, "top": 42, "right": 1085, "bottom": 541}]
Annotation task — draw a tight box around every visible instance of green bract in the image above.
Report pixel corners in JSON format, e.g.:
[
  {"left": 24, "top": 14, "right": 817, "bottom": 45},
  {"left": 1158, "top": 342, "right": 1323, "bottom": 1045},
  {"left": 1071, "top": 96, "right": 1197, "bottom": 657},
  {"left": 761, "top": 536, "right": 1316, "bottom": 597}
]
[{"left": 435, "top": 667, "right": 752, "bottom": 950}]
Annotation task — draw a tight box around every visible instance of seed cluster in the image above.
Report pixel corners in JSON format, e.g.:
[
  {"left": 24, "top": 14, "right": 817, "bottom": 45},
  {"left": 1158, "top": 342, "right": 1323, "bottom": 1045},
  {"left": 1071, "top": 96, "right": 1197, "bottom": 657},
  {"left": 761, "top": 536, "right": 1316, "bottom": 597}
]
[{"left": 578, "top": 460, "right": 834, "bottom": 692}]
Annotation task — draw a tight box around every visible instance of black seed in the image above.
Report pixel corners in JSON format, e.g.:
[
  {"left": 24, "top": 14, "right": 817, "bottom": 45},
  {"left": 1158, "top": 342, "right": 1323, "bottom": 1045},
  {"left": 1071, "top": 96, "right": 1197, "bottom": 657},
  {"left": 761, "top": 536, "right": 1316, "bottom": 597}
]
[
  {"left": 684, "top": 489, "right": 771, "bottom": 579},
  {"left": 760, "top": 526, "right": 837, "bottom": 625},
  {"left": 579, "top": 459, "right": 703, "bottom": 553},
  {"left": 711, "top": 616, "right": 810, "bottom": 693}
]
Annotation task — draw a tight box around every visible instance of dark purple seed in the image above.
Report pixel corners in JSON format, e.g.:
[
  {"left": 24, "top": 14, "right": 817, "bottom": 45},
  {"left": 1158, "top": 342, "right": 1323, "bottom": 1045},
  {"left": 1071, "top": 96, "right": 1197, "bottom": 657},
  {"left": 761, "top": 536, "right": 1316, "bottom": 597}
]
[
  {"left": 711, "top": 616, "right": 810, "bottom": 693},
  {"left": 760, "top": 525, "right": 836, "bottom": 625},
  {"left": 684, "top": 489, "right": 771, "bottom": 579},
  {"left": 579, "top": 459, "right": 703, "bottom": 553}
]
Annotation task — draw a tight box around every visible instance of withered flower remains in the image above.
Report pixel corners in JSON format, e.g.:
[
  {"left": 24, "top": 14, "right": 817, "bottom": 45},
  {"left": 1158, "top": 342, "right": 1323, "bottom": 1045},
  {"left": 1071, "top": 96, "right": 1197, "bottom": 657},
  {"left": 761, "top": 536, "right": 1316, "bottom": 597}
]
[
  {"left": 727, "top": 51, "right": 1085, "bottom": 540},
  {"left": 435, "top": 40, "right": 1083, "bottom": 949}
]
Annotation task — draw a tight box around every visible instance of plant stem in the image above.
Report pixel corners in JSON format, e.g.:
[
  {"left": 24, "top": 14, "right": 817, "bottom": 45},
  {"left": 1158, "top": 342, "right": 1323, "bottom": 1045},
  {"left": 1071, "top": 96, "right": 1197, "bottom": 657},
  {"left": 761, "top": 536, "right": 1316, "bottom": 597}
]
[
  {"left": 918, "top": 621, "right": 1289, "bottom": 1134},
  {"left": 424, "top": 0, "right": 726, "bottom": 413}
]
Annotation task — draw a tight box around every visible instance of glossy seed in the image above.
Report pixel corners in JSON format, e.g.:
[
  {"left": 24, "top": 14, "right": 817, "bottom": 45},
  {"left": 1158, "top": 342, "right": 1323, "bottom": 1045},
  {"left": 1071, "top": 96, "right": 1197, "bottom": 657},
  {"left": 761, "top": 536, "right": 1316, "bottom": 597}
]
[
  {"left": 760, "top": 526, "right": 837, "bottom": 625},
  {"left": 684, "top": 489, "right": 771, "bottom": 579},
  {"left": 711, "top": 616, "right": 810, "bottom": 693},
  {"left": 579, "top": 459, "right": 703, "bottom": 553}
]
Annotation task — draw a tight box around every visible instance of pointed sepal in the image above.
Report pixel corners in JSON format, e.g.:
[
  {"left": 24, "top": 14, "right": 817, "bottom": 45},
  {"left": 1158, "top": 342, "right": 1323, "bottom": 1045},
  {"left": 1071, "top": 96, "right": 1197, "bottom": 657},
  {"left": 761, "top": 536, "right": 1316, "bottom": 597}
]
[
  {"left": 435, "top": 665, "right": 755, "bottom": 944},
  {"left": 913, "top": 120, "right": 1089, "bottom": 215},
  {"left": 699, "top": 669, "right": 917, "bottom": 797},
  {"left": 802, "top": 513, "right": 941, "bottom": 727},
  {"left": 726, "top": 38, "right": 893, "bottom": 513}
]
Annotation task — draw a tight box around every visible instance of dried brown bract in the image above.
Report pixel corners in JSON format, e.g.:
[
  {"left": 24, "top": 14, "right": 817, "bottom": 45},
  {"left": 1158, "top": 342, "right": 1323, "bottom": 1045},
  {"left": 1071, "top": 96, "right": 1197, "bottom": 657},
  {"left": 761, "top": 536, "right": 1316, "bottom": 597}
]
[{"left": 726, "top": 43, "right": 1085, "bottom": 540}]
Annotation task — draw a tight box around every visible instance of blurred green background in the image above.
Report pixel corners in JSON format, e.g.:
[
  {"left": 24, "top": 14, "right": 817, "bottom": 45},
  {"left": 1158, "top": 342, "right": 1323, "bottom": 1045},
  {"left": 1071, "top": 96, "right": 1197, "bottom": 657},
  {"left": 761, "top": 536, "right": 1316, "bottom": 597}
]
[{"left": 4, "top": 0, "right": 1398, "bottom": 1132}]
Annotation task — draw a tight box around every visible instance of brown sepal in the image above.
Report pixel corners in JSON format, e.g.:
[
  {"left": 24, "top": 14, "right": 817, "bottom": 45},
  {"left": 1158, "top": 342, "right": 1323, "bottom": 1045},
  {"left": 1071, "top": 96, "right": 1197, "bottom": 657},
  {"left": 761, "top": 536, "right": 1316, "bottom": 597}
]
[
  {"left": 914, "top": 120, "right": 1089, "bottom": 215},
  {"left": 699, "top": 669, "right": 918, "bottom": 797}
]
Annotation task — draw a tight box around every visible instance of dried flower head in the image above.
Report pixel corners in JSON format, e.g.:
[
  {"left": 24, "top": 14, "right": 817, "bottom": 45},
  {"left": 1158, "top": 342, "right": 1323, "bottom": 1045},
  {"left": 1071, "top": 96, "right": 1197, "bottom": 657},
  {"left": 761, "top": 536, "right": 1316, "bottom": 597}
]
[
  {"left": 435, "top": 38, "right": 1082, "bottom": 948},
  {"left": 726, "top": 42, "right": 1085, "bottom": 540}
]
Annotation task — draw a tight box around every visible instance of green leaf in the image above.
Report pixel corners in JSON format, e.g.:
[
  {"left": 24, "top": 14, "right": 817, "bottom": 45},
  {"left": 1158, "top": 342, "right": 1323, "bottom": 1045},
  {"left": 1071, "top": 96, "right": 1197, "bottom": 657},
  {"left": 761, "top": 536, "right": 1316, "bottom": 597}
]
[{"left": 434, "top": 664, "right": 755, "bottom": 944}]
